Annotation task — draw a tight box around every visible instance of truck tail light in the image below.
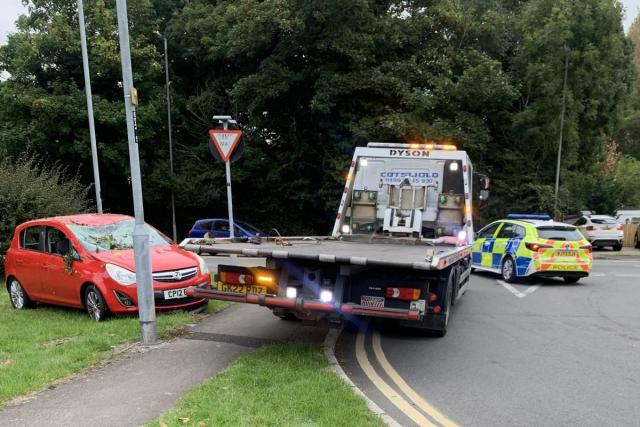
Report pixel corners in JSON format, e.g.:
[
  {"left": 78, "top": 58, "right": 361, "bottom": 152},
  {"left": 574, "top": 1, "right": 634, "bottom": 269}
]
[
  {"left": 220, "top": 271, "right": 254, "bottom": 285},
  {"left": 525, "top": 242, "right": 552, "bottom": 251},
  {"left": 385, "top": 287, "right": 421, "bottom": 301},
  {"left": 256, "top": 274, "right": 275, "bottom": 285},
  {"left": 428, "top": 292, "right": 437, "bottom": 302}
]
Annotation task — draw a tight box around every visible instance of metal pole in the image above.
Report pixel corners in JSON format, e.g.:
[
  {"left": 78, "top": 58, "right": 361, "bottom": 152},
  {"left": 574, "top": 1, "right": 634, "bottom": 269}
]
[
  {"left": 115, "top": 0, "right": 156, "bottom": 344},
  {"left": 77, "top": 0, "right": 103, "bottom": 214},
  {"left": 222, "top": 119, "right": 235, "bottom": 239},
  {"left": 554, "top": 46, "right": 569, "bottom": 218},
  {"left": 163, "top": 36, "right": 177, "bottom": 242}
]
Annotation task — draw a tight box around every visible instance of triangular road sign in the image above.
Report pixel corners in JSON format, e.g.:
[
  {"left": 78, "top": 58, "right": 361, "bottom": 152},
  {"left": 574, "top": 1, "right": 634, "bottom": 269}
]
[{"left": 209, "top": 129, "right": 242, "bottom": 162}]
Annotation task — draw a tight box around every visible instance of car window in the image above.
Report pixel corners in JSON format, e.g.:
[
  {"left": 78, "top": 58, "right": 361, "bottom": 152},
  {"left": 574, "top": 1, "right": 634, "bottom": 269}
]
[
  {"left": 496, "top": 223, "right": 515, "bottom": 239},
  {"left": 68, "top": 219, "right": 170, "bottom": 252},
  {"left": 513, "top": 225, "right": 526, "bottom": 238},
  {"left": 574, "top": 218, "right": 586, "bottom": 226},
  {"left": 478, "top": 223, "right": 501, "bottom": 239},
  {"left": 213, "top": 222, "right": 229, "bottom": 232},
  {"left": 198, "top": 220, "right": 213, "bottom": 230},
  {"left": 590, "top": 217, "right": 616, "bottom": 225},
  {"left": 46, "top": 227, "right": 71, "bottom": 256},
  {"left": 21, "top": 226, "right": 45, "bottom": 251},
  {"left": 536, "top": 226, "right": 583, "bottom": 241}
]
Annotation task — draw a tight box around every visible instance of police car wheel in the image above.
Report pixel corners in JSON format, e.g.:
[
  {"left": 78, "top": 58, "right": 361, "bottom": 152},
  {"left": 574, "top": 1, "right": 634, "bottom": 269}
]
[{"left": 501, "top": 257, "right": 518, "bottom": 283}]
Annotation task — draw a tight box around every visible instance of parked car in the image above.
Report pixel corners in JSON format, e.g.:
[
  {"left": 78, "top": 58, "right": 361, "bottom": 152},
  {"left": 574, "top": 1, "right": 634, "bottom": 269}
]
[
  {"left": 188, "top": 219, "right": 263, "bottom": 239},
  {"left": 574, "top": 215, "right": 624, "bottom": 251},
  {"left": 4, "top": 214, "right": 211, "bottom": 321},
  {"left": 472, "top": 214, "right": 592, "bottom": 283}
]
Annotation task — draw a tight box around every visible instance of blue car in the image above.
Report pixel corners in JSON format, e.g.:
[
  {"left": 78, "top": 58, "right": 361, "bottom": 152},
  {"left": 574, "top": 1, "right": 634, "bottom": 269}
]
[{"left": 188, "top": 219, "right": 263, "bottom": 238}]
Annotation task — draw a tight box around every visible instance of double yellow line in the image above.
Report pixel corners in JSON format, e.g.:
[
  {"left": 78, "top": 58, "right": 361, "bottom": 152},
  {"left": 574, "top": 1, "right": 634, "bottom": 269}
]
[{"left": 355, "top": 326, "right": 458, "bottom": 427}]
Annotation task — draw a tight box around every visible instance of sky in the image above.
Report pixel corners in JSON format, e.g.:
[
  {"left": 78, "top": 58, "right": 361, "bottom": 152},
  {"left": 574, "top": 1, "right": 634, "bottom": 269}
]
[{"left": 0, "top": 0, "right": 639, "bottom": 44}]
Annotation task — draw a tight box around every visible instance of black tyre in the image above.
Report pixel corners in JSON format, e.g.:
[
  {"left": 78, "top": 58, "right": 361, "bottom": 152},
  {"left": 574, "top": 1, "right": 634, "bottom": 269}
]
[
  {"left": 501, "top": 256, "right": 518, "bottom": 283},
  {"left": 563, "top": 276, "right": 580, "bottom": 284},
  {"left": 635, "top": 232, "right": 640, "bottom": 249},
  {"left": 7, "top": 278, "right": 35, "bottom": 310},
  {"left": 84, "top": 285, "right": 109, "bottom": 322},
  {"left": 613, "top": 243, "right": 623, "bottom": 252}
]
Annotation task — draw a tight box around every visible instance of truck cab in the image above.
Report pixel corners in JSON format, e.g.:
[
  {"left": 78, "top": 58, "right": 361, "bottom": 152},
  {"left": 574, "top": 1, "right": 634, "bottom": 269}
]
[{"left": 333, "top": 143, "right": 485, "bottom": 244}]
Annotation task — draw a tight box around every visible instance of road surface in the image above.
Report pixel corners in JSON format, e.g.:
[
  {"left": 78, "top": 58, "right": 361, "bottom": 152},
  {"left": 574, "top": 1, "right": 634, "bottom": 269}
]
[{"left": 336, "top": 258, "right": 640, "bottom": 426}]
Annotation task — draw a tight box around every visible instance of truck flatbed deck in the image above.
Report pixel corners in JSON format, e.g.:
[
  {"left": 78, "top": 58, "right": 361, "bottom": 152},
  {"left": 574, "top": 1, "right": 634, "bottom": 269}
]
[{"left": 181, "top": 236, "right": 471, "bottom": 271}]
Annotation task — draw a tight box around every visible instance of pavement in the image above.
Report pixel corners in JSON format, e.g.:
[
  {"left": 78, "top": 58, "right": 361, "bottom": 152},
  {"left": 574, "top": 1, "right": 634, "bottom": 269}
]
[
  {"left": 0, "top": 303, "right": 327, "bottom": 427},
  {"left": 592, "top": 247, "right": 640, "bottom": 258},
  {"left": 336, "top": 258, "right": 640, "bottom": 427}
]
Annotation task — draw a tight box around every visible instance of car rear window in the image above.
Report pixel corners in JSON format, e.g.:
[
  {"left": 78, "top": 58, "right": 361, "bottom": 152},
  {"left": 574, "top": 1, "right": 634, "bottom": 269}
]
[
  {"left": 536, "top": 226, "right": 583, "bottom": 241},
  {"left": 591, "top": 218, "right": 617, "bottom": 225}
]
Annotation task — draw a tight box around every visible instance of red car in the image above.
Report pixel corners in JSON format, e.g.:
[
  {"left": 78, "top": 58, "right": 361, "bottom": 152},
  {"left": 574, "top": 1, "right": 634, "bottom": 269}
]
[{"left": 4, "top": 214, "right": 210, "bottom": 321}]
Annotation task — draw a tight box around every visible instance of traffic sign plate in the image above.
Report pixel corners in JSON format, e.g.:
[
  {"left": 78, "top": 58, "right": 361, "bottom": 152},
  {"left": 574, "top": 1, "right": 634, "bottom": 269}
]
[{"left": 209, "top": 129, "right": 242, "bottom": 162}]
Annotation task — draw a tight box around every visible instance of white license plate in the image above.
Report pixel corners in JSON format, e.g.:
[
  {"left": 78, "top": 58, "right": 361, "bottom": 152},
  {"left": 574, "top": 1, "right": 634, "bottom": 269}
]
[
  {"left": 164, "top": 288, "right": 188, "bottom": 300},
  {"left": 361, "top": 295, "right": 385, "bottom": 308}
]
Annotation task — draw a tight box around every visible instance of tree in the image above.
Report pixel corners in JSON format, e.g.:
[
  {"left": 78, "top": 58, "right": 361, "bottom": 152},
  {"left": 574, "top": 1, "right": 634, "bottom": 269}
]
[{"left": 0, "top": 153, "right": 91, "bottom": 272}]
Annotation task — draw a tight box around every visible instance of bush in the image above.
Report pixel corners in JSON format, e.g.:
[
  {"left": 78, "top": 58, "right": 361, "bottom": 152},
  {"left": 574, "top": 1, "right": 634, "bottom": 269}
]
[{"left": 0, "top": 154, "right": 91, "bottom": 273}]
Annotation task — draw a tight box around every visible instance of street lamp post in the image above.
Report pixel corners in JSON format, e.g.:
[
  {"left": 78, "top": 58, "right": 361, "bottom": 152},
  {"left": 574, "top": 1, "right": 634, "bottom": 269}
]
[
  {"left": 77, "top": 0, "right": 103, "bottom": 213},
  {"left": 115, "top": 0, "right": 156, "bottom": 344},
  {"left": 553, "top": 45, "right": 570, "bottom": 219},
  {"left": 162, "top": 36, "right": 177, "bottom": 242}
]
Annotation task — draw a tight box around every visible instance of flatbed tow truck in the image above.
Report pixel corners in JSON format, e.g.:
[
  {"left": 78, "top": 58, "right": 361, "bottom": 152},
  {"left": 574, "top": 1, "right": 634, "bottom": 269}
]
[{"left": 181, "top": 142, "right": 489, "bottom": 335}]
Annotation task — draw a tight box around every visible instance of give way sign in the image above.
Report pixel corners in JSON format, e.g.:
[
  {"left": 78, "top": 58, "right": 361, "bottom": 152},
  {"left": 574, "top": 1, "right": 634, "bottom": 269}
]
[{"left": 208, "top": 129, "right": 242, "bottom": 162}]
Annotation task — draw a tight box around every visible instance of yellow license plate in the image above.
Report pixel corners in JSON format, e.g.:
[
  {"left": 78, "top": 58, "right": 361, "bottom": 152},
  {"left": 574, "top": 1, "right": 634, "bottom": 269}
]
[
  {"left": 219, "top": 283, "right": 267, "bottom": 294},
  {"left": 556, "top": 251, "right": 577, "bottom": 257},
  {"left": 551, "top": 264, "right": 578, "bottom": 271}
]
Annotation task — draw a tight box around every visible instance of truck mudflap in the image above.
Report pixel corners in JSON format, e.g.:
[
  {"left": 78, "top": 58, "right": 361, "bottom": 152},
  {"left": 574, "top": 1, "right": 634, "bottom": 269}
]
[{"left": 185, "top": 287, "right": 421, "bottom": 321}]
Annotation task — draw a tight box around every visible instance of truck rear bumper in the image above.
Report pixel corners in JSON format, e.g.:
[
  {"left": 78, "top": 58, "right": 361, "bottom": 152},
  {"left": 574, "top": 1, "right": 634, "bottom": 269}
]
[{"left": 186, "top": 287, "right": 422, "bottom": 321}]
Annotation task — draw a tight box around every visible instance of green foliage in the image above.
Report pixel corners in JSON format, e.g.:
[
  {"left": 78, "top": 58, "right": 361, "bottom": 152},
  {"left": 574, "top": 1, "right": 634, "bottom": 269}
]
[
  {"left": 0, "top": 0, "right": 638, "bottom": 233},
  {"left": 0, "top": 154, "right": 91, "bottom": 271}
]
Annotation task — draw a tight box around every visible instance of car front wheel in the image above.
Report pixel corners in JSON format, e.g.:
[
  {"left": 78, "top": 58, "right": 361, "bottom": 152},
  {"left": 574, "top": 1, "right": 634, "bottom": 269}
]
[
  {"left": 8, "top": 278, "right": 35, "bottom": 310},
  {"left": 85, "top": 285, "right": 109, "bottom": 322},
  {"left": 501, "top": 257, "right": 518, "bottom": 283}
]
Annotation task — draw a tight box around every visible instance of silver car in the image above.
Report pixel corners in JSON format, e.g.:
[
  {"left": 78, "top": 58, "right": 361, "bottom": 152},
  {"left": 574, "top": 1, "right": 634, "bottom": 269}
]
[{"left": 574, "top": 215, "right": 623, "bottom": 251}]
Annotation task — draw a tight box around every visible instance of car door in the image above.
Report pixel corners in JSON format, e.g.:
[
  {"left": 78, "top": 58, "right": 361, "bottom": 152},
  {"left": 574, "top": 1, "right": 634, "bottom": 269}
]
[
  {"left": 12, "top": 226, "right": 47, "bottom": 300},
  {"left": 472, "top": 222, "right": 502, "bottom": 269},
  {"left": 493, "top": 222, "right": 516, "bottom": 269},
  {"left": 39, "top": 226, "right": 84, "bottom": 307}
]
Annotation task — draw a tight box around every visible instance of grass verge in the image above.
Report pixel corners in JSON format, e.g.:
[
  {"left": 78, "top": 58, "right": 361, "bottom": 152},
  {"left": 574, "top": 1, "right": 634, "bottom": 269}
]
[
  {"left": 151, "top": 344, "right": 385, "bottom": 427},
  {"left": 0, "top": 290, "right": 227, "bottom": 407}
]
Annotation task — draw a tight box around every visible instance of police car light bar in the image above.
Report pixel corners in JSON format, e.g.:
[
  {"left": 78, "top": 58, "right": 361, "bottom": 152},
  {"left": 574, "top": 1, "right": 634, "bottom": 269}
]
[{"left": 507, "top": 214, "right": 552, "bottom": 220}]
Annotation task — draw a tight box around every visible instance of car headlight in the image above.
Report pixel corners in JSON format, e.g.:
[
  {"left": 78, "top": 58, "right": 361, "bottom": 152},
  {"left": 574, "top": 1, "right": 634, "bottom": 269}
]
[
  {"left": 196, "top": 255, "right": 209, "bottom": 275},
  {"left": 106, "top": 263, "right": 137, "bottom": 285}
]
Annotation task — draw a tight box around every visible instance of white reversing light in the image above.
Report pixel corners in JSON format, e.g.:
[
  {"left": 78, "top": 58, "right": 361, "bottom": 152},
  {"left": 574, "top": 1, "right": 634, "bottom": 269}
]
[
  {"left": 360, "top": 159, "right": 368, "bottom": 166},
  {"left": 286, "top": 287, "right": 298, "bottom": 299},
  {"left": 457, "top": 230, "right": 467, "bottom": 242},
  {"left": 449, "top": 162, "right": 459, "bottom": 172},
  {"left": 341, "top": 224, "right": 350, "bottom": 234},
  {"left": 320, "top": 290, "right": 333, "bottom": 303}
]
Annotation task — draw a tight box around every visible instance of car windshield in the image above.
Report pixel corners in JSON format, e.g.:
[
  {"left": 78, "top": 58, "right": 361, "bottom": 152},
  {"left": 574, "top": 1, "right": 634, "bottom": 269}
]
[
  {"left": 590, "top": 217, "right": 617, "bottom": 224},
  {"left": 68, "top": 219, "right": 170, "bottom": 252},
  {"left": 237, "top": 221, "right": 262, "bottom": 235},
  {"left": 536, "top": 226, "right": 583, "bottom": 241}
]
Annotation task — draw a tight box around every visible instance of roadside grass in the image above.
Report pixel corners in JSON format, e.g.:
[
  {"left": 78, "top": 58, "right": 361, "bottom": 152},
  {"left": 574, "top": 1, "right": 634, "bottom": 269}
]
[
  {"left": 0, "top": 289, "right": 227, "bottom": 407},
  {"left": 152, "top": 344, "right": 385, "bottom": 427}
]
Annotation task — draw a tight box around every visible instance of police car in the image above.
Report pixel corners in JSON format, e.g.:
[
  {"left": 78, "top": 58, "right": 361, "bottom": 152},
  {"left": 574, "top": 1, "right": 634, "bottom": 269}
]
[{"left": 472, "top": 214, "right": 592, "bottom": 283}]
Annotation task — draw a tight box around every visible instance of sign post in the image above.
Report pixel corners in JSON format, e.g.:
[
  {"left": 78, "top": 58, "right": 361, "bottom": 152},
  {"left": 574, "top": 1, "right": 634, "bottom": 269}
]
[{"left": 209, "top": 116, "right": 242, "bottom": 239}]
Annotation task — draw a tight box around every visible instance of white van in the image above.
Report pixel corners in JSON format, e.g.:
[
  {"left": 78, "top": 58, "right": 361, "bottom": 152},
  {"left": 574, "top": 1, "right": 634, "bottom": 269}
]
[{"left": 615, "top": 209, "right": 640, "bottom": 224}]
